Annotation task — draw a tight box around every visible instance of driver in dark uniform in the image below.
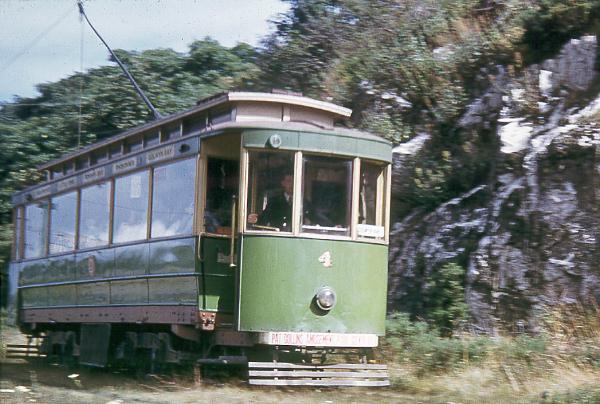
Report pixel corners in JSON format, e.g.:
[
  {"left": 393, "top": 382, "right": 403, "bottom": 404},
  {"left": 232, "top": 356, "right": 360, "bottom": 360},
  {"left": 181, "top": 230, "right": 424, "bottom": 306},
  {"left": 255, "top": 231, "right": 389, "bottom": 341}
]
[{"left": 248, "top": 173, "right": 293, "bottom": 231}]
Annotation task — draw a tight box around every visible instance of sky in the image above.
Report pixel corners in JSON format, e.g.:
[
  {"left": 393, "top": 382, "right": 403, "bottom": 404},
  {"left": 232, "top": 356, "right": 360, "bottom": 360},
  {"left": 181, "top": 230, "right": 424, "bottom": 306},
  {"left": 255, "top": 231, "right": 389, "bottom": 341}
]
[{"left": 0, "top": 0, "right": 290, "bottom": 103}]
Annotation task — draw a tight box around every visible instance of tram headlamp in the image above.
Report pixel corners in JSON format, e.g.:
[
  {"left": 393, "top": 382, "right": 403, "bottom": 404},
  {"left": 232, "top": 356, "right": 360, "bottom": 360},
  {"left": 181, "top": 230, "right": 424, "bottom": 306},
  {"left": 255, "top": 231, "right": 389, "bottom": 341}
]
[{"left": 315, "top": 286, "right": 336, "bottom": 311}]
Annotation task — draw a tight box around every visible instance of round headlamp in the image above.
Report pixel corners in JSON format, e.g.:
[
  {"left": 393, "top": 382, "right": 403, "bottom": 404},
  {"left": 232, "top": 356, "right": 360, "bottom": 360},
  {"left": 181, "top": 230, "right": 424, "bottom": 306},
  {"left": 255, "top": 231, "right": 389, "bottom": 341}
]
[{"left": 315, "top": 286, "right": 336, "bottom": 311}]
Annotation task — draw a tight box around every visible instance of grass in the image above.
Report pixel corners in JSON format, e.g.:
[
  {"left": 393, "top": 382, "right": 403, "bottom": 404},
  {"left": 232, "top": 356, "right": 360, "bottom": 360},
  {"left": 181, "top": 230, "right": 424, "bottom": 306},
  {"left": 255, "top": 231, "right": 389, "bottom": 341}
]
[
  {"left": 381, "top": 304, "right": 600, "bottom": 402},
  {"left": 0, "top": 304, "right": 598, "bottom": 403}
]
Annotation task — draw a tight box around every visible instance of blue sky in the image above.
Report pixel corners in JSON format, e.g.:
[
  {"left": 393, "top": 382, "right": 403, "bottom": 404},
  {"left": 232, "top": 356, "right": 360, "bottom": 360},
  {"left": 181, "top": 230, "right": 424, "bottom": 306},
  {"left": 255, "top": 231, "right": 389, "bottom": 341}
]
[{"left": 0, "top": 0, "right": 289, "bottom": 102}]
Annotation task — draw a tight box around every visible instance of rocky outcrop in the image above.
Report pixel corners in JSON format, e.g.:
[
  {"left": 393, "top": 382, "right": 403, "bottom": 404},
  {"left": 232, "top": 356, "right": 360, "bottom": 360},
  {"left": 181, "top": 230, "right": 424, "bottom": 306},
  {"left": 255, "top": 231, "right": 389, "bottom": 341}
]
[{"left": 389, "top": 36, "right": 600, "bottom": 332}]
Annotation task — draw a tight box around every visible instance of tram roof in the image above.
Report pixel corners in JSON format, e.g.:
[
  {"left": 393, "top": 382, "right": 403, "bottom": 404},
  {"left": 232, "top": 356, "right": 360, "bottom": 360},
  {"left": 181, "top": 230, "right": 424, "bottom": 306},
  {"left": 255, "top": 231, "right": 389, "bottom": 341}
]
[{"left": 38, "top": 91, "right": 359, "bottom": 171}]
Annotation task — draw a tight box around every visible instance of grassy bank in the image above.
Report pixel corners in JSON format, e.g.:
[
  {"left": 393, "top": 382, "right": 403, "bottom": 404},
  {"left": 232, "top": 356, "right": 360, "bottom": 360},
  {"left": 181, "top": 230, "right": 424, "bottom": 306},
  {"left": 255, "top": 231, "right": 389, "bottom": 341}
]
[
  {"left": 381, "top": 305, "right": 600, "bottom": 402},
  {"left": 1, "top": 306, "right": 599, "bottom": 403}
]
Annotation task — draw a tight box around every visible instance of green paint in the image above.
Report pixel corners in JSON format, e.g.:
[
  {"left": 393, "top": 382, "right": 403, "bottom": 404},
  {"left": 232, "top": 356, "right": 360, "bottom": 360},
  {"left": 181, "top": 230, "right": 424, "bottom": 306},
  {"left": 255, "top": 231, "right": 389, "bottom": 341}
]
[
  {"left": 238, "top": 236, "right": 388, "bottom": 335},
  {"left": 114, "top": 243, "right": 149, "bottom": 277},
  {"left": 110, "top": 279, "right": 148, "bottom": 304},
  {"left": 148, "top": 276, "right": 197, "bottom": 304},
  {"left": 76, "top": 249, "right": 115, "bottom": 280},
  {"left": 242, "top": 129, "right": 392, "bottom": 162},
  {"left": 148, "top": 238, "right": 195, "bottom": 274},
  {"left": 18, "top": 237, "right": 200, "bottom": 309},
  {"left": 200, "top": 236, "right": 235, "bottom": 312},
  {"left": 77, "top": 282, "right": 110, "bottom": 305}
]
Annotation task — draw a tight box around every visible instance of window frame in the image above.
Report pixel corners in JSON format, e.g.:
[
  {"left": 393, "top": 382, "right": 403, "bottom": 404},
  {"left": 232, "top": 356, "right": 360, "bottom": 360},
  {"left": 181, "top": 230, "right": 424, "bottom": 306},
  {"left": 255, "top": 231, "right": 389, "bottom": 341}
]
[
  {"left": 149, "top": 156, "right": 197, "bottom": 240},
  {"left": 78, "top": 180, "right": 112, "bottom": 251},
  {"left": 48, "top": 189, "right": 79, "bottom": 255},
  {"left": 12, "top": 206, "right": 23, "bottom": 261},
  {"left": 23, "top": 198, "right": 51, "bottom": 259},
  {"left": 111, "top": 168, "right": 151, "bottom": 245},
  {"left": 241, "top": 148, "right": 390, "bottom": 244},
  {"left": 243, "top": 149, "right": 297, "bottom": 235},
  {"left": 355, "top": 159, "right": 389, "bottom": 243},
  {"left": 299, "top": 153, "right": 354, "bottom": 239}
]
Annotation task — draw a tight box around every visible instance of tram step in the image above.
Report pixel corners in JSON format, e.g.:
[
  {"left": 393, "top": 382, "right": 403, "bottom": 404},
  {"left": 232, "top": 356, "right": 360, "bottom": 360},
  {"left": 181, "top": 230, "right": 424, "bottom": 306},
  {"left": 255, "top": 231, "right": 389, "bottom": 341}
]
[
  {"left": 4, "top": 344, "right": 46, "bottom": 359},
  {"left": 247, "top": 362, "right": 390, "bottom": 387}
]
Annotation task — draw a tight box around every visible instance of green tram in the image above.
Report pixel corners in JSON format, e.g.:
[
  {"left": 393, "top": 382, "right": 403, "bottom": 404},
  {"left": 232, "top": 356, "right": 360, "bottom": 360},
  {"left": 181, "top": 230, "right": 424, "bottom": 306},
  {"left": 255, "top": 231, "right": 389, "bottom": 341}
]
[{"left": 8, "top": 92, "right": 392, "bottom": 386}]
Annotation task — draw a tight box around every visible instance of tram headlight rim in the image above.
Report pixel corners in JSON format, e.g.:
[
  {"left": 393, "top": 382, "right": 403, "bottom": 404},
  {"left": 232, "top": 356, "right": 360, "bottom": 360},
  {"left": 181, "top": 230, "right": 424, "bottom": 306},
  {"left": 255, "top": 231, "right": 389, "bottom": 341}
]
[{"left": 315, "top": 286, "right": 336, "bottom": 311}]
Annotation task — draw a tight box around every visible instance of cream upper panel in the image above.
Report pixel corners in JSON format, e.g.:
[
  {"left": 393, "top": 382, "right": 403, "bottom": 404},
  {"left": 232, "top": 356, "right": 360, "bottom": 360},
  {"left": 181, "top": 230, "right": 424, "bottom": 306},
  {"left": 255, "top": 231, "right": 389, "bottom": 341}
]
[{"left": 234, "top": 101, "right": 337, "bottom": 129}]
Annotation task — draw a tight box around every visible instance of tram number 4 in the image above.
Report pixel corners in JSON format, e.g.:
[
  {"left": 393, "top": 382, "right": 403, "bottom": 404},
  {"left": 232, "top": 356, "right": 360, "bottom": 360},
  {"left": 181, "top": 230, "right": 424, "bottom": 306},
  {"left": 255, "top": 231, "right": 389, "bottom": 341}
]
[{"left": 318, "top": 251, "right": 333, "bottom": 268}]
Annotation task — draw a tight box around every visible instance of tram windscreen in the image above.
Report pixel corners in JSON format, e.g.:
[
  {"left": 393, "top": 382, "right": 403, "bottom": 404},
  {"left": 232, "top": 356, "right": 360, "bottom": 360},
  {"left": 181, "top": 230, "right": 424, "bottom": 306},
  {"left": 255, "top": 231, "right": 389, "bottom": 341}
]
[
  {"left": 246, "top": 151, "right": 294, "bottom": 232},
  {"left": 301, "top": 156, "right": 352, "bottom": 236},
  {"left": 358, "top": 162, "right": 386, "bottom": 240}
]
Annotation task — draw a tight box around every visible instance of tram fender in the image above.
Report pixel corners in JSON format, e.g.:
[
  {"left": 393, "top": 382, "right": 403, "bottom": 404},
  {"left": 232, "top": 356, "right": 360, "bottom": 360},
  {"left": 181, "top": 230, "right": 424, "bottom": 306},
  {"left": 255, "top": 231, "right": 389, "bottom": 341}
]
[{"left": 79, "top": 323, "right": 111, "bottom": 367}]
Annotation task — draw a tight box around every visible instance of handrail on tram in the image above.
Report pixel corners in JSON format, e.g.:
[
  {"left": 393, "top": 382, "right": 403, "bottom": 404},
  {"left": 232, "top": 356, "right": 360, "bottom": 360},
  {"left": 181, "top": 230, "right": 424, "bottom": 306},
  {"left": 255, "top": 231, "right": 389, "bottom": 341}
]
[{"left": 229, "top": 195, "right": 237, "bottom": 268}]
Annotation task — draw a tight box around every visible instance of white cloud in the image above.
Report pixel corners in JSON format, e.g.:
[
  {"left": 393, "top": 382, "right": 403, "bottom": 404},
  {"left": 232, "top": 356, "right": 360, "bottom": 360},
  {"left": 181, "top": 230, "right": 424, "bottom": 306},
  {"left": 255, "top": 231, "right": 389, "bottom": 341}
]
[{"left": 0, "top": 0, "right": 289, "bottom": 101}]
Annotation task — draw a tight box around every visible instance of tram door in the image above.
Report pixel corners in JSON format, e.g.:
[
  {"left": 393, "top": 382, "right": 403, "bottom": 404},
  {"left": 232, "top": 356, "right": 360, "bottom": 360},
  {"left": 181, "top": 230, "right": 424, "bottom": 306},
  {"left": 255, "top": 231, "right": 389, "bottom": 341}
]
[{"left": 198, "top": 134, "right": 240, "bottom": 318}]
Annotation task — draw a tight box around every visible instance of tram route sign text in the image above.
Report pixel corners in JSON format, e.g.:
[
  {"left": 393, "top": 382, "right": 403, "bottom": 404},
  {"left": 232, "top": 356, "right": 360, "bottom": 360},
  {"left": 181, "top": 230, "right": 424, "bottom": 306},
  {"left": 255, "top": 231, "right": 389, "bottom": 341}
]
[
  {"left": 112, "top": 157, "right": 138, "bottom": 175},
  {"left": 146, "top": 145, "right": 175, "bottom": 164}
]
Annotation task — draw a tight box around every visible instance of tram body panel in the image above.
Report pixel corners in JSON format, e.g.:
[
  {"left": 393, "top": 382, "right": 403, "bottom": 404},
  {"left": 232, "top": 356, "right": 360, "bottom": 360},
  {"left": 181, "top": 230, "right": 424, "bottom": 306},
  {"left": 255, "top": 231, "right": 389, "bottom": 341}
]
[{"left": 238, "top": 235, "right": 387, "bottom": 335}]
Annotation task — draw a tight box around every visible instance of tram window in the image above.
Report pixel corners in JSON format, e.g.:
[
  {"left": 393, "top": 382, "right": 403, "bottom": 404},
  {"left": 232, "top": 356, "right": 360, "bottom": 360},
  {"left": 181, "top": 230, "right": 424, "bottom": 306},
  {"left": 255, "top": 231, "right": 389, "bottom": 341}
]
[
  {"left": 204, "top": 158, "right": 239, "bottom": 234},
  {"left": 49, "top": 191, "right": 77, "bottom": 254},
  {"left": 13, "top": 207, "right": 23, "bottom": 260},
  {"left": 109, "top": 144, "right": 123, "bottom": 159},
  {"left": 75, "top": 157, "right": 89, "bottom": 171},
  {"left": 151, "top": 158, "right": 195, "bottom": 237},
  {"left": 246, "top": 151, "right": 295, "bottom": 232},
  {"left": 24, "top": 201, "right": 49, "bottom": 259},
  {"left": 358, "top": 162, "right": 386, "bottom": 240},
  {"left": 183, "top": 115, "right": 206, "bottom": 136},
  {"left": 161, "top": 124, "right": 181, "bottom": 142},
  {"left": 144, "top": 131, "right": 160, "bottom": 148},
  {"left": 79, "top": 181, "right": 111, "bottom": 248},
  {"left": 125, "top": 137, "right": 143, "bottom": 154},
  {"left": 91, "top": 149, "right": 108, "bottom": 166},
  {"left": 210, "top": 107, "right": 231, "bottom": 126},
  {"left": 301, "top": 156, "right": 352, "bottom": 237},
  {"left": 113, "top": 170, "right": 149, "bottom": 243},
  {"left": 63, "top": 162, "right": 75, "bottom": 175},
  {"left": 51, "top": 167, "right": 63, "bottom": 180}
]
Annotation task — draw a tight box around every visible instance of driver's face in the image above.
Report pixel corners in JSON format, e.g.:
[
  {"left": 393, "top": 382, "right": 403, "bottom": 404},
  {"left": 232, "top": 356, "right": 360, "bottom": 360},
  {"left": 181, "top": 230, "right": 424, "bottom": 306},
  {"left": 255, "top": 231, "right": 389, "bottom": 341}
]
[{"left": 281, "top": 175, "right": 293, "bottom": 194}]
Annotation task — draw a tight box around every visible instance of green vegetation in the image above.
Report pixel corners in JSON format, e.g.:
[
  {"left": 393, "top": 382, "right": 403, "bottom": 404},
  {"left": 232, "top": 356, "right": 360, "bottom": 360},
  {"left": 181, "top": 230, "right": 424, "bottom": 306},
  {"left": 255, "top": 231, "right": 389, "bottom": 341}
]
[{"left": 383, "top": 305, "right": 600, "bottom": 399}]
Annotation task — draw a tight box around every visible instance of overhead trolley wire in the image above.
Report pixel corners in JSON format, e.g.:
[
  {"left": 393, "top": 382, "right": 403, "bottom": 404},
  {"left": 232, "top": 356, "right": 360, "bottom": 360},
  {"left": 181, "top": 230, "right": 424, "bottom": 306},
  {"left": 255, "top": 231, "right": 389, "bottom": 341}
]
[{"left": 0, "top": 6, "right": 74, "bottom": 73}]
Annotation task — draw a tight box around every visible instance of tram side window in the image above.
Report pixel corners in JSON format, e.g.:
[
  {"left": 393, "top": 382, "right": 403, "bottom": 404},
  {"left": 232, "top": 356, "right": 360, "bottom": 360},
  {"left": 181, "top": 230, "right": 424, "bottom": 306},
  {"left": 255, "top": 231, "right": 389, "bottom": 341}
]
[
  {"left": 113, "top": 170, "right": 149, "bottom": 243},
  {"left": 301, "top": 156, "right": 352, "bottom": 237},
  {"left": 24, "top": 201, "right": 49, "bottom": 259},
  {"left": 49, "top": 191, "right": 77, "bottom": 254},
  {"left": 358, "top": 162, "right": 386, "bottom": 240},
  {"left": 151, "top": 158, "right": 196, "bottom": 237},
  {"left": 204, "top": 158, "right": 239, "bottom": 234},
  {"left": 246, "top": 151, "right": 295, "bottom": 232},
  {"left": 79, "top": 181, "right": 111, "bottom": 248}
]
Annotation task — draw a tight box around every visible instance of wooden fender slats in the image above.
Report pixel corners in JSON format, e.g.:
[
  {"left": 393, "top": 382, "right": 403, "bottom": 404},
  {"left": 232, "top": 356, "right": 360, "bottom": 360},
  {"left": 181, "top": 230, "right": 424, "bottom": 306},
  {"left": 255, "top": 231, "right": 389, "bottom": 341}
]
[
  {"left": 4, "top": 339, "right": 46, "bottom": 360},
  {"left": 248, "top": 362, "right": 390, "bottom": 387}
]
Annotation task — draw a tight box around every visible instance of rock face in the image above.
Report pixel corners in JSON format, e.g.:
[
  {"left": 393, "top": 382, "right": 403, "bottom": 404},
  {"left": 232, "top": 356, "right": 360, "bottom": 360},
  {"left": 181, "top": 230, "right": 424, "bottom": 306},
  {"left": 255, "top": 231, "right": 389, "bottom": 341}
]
[{"left": 388, "top": 36, "right": 600, "bottom": 332}]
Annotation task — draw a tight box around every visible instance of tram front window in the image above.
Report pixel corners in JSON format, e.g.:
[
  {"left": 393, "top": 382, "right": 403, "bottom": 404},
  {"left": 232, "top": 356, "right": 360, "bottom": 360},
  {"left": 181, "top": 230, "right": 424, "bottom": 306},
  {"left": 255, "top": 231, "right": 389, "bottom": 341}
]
[
  {"left": 358, "top": 162, "right": 386, "bottom": 240},
  {"left": 246, "top": 151, "right": 295, "bottom": 232},
  {"left": 301, "top": 156, "right": 352, "bottom": 237}
]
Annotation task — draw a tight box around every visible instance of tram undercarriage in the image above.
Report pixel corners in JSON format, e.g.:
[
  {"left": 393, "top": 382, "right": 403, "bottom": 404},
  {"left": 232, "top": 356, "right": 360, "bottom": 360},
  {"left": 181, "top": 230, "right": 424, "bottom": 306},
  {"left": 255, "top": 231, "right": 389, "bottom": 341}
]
[{"left": 21, "top": 324, "right": 389, "bottom": 387}]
